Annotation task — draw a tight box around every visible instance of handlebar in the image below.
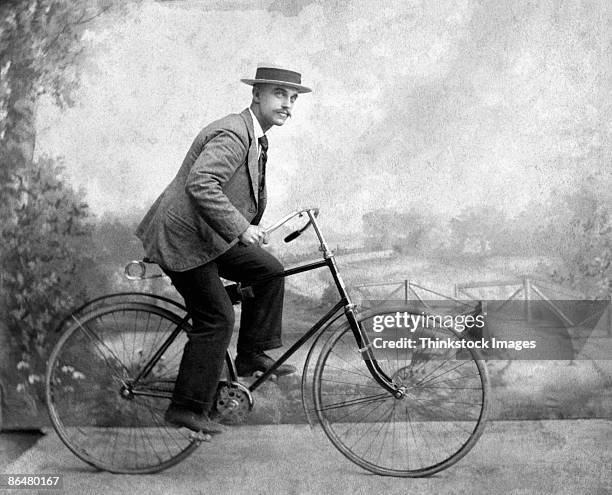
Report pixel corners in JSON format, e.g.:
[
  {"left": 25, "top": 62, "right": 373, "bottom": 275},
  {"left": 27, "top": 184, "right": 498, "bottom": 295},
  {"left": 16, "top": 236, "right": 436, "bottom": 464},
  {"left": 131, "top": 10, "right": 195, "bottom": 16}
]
[{"left": 263, "top": 207, "right": 319, "bottom": 243}]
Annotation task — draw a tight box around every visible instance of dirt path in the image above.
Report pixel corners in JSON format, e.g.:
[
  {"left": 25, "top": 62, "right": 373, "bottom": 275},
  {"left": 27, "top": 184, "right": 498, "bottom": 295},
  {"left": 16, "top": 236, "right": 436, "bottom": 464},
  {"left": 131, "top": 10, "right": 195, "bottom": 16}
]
[{"left": 4, "top": 420, "right": 611, "bottom": 494}]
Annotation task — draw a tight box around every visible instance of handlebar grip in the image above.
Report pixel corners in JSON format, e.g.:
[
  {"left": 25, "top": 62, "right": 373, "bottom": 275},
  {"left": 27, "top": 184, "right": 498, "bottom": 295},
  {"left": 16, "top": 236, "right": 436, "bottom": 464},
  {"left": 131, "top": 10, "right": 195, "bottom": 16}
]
[{"left": 284, "top": 231, "right": 301, "bottom": 243}]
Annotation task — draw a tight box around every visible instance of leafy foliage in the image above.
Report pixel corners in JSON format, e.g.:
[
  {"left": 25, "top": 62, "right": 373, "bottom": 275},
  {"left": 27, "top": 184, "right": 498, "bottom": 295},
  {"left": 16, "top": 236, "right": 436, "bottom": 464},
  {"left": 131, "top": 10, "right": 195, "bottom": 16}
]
[
  {"left": 1, "top": 157, "right": 99, "bottom": 406},
  {"left": 0, "top": 0, "right": 113, "bottom": 106},
  {"left": 449, "top": 206, "right": 507, "bottom": 255},
  {"left": 549, "top": 184, "right": 612, "bottom": 298},
  {"left": 0, "top": 1, "right": 120, "bottom": 412},
  {"left": 0, "top": 1, "right": 115, "bottom": 188}
]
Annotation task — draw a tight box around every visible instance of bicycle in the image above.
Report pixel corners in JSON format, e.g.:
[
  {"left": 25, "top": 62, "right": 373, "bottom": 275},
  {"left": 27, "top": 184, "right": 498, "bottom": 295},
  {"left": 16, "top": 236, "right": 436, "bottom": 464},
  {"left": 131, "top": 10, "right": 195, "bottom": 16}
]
[{"left": 45, "top": 207, "right": 490, "bottom": 477}]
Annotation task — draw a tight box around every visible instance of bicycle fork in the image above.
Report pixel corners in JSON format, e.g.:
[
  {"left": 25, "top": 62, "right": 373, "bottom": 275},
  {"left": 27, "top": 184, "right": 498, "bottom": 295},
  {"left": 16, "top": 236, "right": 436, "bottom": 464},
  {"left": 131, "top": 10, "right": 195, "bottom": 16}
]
[{"left": 343, "top": 305, "right": 406, "bottom": 399}]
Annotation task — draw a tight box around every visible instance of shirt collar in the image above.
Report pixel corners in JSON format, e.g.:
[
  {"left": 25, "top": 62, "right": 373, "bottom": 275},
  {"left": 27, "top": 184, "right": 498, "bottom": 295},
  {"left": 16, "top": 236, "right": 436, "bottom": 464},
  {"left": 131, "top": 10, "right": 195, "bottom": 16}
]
[{"left": 248, "top": 107, "right": 265, "bottom": 141}]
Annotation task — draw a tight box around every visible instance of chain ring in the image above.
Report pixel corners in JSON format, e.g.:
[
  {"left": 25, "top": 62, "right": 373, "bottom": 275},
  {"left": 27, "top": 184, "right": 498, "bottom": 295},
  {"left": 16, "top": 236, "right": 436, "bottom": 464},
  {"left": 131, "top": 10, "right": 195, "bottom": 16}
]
[{"left": 213, "top": 381, "right": 253, "bottom": 424}]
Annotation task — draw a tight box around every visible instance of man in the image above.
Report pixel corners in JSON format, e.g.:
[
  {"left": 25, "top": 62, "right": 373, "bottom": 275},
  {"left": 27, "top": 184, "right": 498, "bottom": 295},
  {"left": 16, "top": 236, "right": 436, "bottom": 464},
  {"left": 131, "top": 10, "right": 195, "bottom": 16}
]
[{"left": 136, "top": 66, "right": 311, "bottom": 433}]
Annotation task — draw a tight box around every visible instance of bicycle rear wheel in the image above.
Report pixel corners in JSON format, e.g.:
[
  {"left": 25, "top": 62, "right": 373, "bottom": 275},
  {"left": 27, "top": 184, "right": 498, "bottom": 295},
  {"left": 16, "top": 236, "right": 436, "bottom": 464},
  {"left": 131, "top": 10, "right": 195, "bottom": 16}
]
[
  {"left": 46, "top": 302, "right": 200, "bottom": 474},
  {"left": 313, "top": 307, "right": 490, "bottom": 477}
]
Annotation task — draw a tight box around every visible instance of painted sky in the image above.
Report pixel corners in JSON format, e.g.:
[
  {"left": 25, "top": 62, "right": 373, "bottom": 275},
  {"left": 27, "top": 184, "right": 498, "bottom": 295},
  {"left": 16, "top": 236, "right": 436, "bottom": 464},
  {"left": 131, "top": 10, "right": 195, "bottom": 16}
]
[{"left": 35, "top": 0, "right": 611, "bottom": 231}]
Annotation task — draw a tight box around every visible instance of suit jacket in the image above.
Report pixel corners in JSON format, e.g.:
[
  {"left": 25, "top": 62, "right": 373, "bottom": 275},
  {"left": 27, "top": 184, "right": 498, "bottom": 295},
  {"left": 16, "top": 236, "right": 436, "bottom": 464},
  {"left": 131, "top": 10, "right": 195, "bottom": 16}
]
[{"left": 136, "top": 108, "right": 265, "bottom": 271}]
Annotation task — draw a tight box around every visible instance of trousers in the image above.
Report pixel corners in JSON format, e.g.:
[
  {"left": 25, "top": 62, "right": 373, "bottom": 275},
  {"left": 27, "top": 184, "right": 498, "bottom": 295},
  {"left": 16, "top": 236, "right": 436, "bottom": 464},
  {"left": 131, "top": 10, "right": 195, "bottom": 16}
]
[{"left": 163, "top": 242, "right": 285, "bottom": 414}]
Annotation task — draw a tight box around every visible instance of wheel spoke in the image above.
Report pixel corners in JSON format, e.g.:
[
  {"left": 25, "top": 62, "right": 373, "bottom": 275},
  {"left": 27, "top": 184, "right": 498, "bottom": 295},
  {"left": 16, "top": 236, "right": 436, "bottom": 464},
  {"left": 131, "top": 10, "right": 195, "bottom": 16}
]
[{"left": 317, "top": 392, "right": 390, "bottom": 412}]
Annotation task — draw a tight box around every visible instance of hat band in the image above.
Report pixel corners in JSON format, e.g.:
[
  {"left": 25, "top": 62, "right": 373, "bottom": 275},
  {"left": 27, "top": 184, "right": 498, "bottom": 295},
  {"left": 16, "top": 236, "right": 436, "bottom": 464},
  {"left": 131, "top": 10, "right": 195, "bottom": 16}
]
[{"left": 254, "top": 67, "right": 302, "bottom": 85}]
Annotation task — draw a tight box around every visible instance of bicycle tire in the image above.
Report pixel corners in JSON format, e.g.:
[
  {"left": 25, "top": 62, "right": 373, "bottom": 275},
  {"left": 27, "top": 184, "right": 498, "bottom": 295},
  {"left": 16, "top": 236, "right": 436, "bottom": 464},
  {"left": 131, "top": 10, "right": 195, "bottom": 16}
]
[
  {"left": 313, "top": 306, "right": 490, "bottom": 477},
  {"left": 54, "top": 293, "right": 186, "bottom": 335},
  {"left": 45, "top": 302, "right": 200, "bottom": 474}
]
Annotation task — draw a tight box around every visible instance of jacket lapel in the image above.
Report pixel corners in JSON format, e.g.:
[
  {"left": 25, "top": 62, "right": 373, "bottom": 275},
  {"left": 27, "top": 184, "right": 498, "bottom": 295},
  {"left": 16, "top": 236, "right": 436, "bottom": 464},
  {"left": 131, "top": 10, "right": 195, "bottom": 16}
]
[{"left": 240, "top": 108, "right": 260, "bottom": 205}]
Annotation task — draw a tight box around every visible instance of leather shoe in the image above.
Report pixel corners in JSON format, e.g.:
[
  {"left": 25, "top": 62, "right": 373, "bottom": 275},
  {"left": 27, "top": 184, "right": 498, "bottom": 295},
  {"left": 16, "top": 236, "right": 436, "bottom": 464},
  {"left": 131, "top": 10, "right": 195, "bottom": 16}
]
[
  {"left": 164, "top": 404, "right": 226, "bottom": 434},
  {"left": 235, "top": 351, "right": 296, "bottom": 377}
]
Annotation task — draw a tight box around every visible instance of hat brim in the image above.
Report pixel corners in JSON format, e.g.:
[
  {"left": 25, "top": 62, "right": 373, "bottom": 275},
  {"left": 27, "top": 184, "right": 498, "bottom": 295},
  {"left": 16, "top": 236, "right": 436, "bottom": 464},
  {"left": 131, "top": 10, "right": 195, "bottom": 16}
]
[{"left": 241, "top": 78, "right": 312, "bottom": 94}]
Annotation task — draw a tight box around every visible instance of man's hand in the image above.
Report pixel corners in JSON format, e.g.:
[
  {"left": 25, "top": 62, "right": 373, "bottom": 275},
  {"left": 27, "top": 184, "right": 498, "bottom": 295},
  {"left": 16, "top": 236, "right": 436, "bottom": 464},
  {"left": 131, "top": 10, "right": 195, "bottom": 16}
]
[{"left": 239, "top": 225, "right": 268, "bottom": 246}]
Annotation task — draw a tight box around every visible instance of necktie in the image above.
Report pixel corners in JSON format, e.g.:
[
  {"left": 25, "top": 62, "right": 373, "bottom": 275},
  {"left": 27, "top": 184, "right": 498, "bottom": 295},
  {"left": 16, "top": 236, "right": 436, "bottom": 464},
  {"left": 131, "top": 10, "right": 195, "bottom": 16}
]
[
  {"left": 258, "top": 135, "right": 268, "bottom": 193},
  {"left": 251, "top": 135, "right": 268, "bottom": 225}
]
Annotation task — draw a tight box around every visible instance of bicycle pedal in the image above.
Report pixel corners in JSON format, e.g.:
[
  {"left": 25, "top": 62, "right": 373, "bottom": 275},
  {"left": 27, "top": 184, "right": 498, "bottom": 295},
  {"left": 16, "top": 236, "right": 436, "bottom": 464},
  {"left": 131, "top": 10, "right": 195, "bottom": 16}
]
[{"left": 188, "top": 431, "right": 212, "bottom": 442}]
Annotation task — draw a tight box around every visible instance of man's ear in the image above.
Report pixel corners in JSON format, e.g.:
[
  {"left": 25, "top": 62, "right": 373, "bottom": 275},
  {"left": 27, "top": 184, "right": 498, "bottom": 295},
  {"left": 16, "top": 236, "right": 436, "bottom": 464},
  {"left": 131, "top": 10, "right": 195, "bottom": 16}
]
[{"left": 251, "top": 85, "right": 261, "bottom": 103}]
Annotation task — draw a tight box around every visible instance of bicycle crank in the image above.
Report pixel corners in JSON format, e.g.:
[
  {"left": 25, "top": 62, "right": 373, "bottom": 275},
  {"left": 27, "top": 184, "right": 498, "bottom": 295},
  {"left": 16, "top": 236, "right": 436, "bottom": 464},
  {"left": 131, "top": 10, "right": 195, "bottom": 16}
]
[{"left": 212, "top": 381, "right": 253, "bottom": 424}]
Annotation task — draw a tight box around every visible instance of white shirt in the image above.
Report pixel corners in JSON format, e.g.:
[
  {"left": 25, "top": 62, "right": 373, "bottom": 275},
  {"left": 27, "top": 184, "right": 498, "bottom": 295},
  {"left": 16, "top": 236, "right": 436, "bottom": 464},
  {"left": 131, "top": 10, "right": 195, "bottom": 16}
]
[{"left": 248, "top": 107, "right": 265, "bottom": 156}]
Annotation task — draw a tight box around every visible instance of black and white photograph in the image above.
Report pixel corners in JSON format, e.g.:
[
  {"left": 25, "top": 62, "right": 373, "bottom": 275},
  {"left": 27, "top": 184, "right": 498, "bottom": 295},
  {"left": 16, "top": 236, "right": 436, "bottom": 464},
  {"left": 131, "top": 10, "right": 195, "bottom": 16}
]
[{"left": 0, "top": 0, "right": 611, "bottom": 493}]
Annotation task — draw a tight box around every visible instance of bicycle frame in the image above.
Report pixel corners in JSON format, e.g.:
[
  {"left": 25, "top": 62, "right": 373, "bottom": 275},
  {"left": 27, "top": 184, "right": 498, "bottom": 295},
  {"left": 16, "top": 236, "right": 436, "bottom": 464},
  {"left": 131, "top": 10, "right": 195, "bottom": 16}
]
[
  {"left": 47, "top": 205, "right": 491, "bottom": 477},
  {"left": 129, "top": 208, "right": 401, "bottom": 400}
]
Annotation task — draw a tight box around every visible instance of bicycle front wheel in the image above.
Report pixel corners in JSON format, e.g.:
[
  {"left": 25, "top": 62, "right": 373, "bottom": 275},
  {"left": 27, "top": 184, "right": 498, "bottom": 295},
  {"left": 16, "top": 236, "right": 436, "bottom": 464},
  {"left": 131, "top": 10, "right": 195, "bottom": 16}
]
[
  {"left": 46, "top": 302, "right": 200, "bottom": 474},
  {"left": 313, "top": 307, "right": 490, "bottom": 477}
]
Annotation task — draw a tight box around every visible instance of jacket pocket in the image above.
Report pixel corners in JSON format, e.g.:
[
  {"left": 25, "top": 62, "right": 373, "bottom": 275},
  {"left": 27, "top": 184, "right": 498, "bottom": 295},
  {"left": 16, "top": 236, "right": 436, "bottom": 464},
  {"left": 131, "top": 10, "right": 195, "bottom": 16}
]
[{"left": 165, "top": 208, "right": 197, "bottom": 233}]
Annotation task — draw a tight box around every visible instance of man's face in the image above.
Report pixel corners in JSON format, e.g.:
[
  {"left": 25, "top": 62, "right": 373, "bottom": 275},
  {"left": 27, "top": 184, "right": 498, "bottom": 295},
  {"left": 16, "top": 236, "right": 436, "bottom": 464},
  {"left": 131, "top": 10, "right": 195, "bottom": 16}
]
[{"left": 252, "top": 84, "right": 299, "bottom": 130}]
